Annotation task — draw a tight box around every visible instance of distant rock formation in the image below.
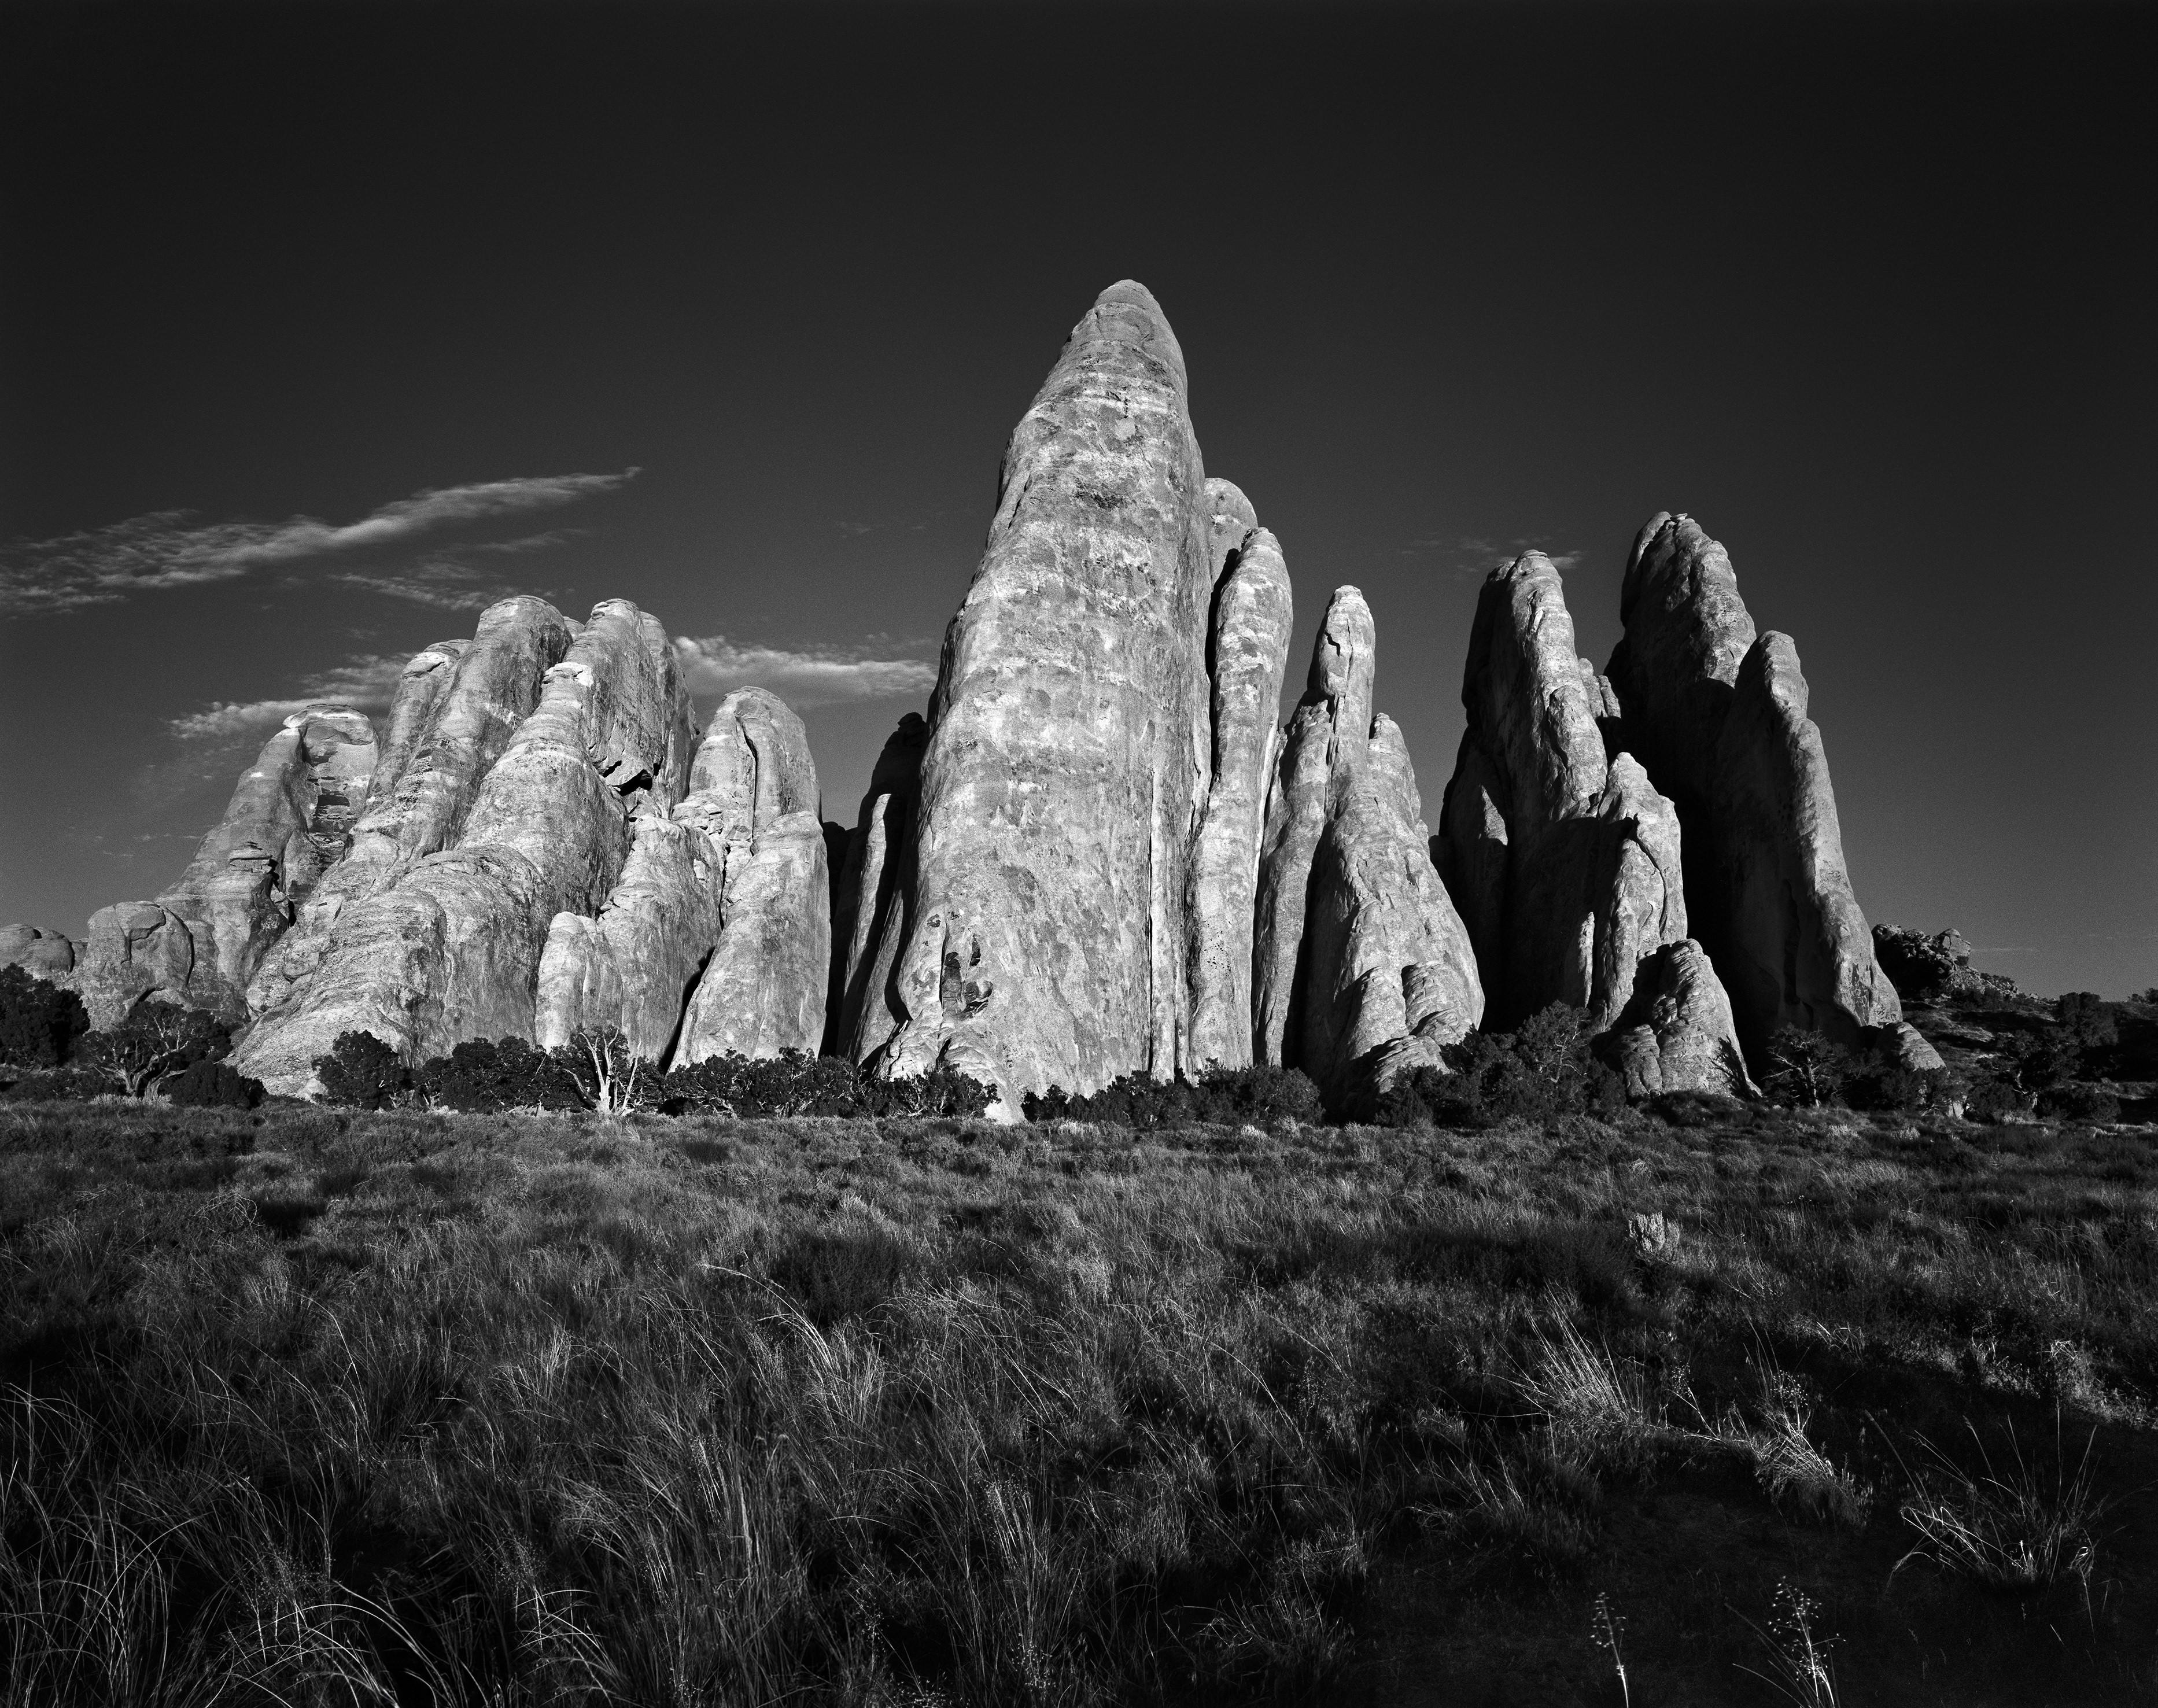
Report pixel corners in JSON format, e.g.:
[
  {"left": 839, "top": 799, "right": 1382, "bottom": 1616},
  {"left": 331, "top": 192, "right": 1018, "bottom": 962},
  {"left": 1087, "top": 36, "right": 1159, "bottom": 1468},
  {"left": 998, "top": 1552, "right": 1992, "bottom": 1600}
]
[
  {"left": 870, "top": 281, "right": 1219, "bottom": 1111},
  {"left": 233, "top": 597, "right": 699, "bottom": 1093},
  {"left": 1437, "top": 552, "right": 1696, "bottom": 1038},
  {"left": 1606, "top": 514, "right": 1907, "bottom": 1061},
  {"left": 1872, "top": 924, "right": 2017, "bottom": 1005},
  {"left": 0, "top": 924, "right": 75, "bottom": 980},
  {"left": 66, "top": 706, "right": 380, "bottom": 1027},
  {"left": 1254, "top": 587, "right": 1482, "bottom": 1108}
]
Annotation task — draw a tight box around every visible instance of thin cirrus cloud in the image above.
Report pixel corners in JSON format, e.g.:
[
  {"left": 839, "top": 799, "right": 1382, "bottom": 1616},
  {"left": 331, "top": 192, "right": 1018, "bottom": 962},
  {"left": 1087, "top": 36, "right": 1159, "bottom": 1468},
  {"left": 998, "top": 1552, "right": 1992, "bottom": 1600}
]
[
  {"left": 1, "top": 473, "right": 635, "bottom": 615},
  {"left": 673, "top": 636, "right": 938, "bottom": 709},
  {"left": 168, "top": 655, "right": 412, "bottom": 742},
  {"left": 330, "top": 555, "right": 549, "bottom": 611}
]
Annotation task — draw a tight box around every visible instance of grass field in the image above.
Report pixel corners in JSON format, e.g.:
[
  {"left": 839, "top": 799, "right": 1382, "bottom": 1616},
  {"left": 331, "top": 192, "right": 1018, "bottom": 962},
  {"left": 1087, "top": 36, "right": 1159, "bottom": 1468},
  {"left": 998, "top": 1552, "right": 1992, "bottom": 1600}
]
[{"left": 4, "top": 1096, "right": 2156, "bottom": 1705}]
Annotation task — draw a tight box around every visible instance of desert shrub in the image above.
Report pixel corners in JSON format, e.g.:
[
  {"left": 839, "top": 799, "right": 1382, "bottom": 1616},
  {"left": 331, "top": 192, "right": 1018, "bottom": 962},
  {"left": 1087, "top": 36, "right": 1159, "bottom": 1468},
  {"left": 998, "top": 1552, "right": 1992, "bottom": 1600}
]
[
  {"left": 1843, "top": 1058, "right": 1966, "bottom": 1115},
  {"left": 414, "top": 1036, "right": 584, "bottom": 1112},
  {"left": 0, "top": 966, "right": 89, "bottom": 1067},
  {"left": 866, "top": 1061, "right": 997, "bottom": 1118},
  {"left": 661, "top": 1049, "right": 865, "bottom": 1116},
  {"left": 0, "top": 1066, "right": 108, "bottom": 1102},
  {"left": 315, "top": 1030, "right": 413, "bottom": 1109},
  {"left": 1650, "top": 1088, "right": 1748, "bottom": 1128},
  {"left": 2035, "top": 1082, "right": 2121, "bottom": 1125},
  {"left": 554, "top": 1026, "right": 660, "bottom": 1113},
  {"left": 1023, "top": 1062, "right": 1322, "bottom": 1127},
  {"left": 81, "top": 1001, "right": 232, "bottom": 1097},
  {"left": 1761, "top": 1027, "right": 1854, "bottom": 1108},
  {"left": 1374, "top": 1005, "right": 1623, "bottom": 1129},
  {"left": 160, "top": 1058, "right": 264, "bottom": 1109}
]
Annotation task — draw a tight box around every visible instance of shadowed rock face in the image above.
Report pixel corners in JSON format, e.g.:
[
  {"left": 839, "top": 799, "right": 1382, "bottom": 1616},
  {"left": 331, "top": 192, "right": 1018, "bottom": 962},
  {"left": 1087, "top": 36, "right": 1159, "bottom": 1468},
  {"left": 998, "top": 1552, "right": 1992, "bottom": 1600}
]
[
  {"left": 832, "top": 711, "right": 929, "bottom": 1062},
  {"left": 68, "top": 707, "right": 380, "bottom": 1026},
  {"left": 233, "top": 600, "right": 695, "bottom": 1093},
  {"left": 246, "top": 600, "right": 577, "bottom": 1017},
  {"left": 1607, "top": 515, "right": 1900, "bottom": 1056},
  {"left": 1186, "top": 518, "right": 1294, "bottom": 1071},
  {"left": 875, "top": 281, "right": 1215, "bottom": 1112},
  {"left": 1254, "top": 589, "right": 1482, "bottom": 1107},
  {"left": 1438, "top": 554, "right": 1693, "bottom": 1035}
]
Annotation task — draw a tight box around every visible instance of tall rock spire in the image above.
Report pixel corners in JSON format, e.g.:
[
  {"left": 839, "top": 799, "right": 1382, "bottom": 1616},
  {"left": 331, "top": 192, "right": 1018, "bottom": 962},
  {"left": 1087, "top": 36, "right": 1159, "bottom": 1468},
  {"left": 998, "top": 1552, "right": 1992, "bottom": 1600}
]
[{"left": 873, "top": 281, "right": 1216, "bottom": 1111}]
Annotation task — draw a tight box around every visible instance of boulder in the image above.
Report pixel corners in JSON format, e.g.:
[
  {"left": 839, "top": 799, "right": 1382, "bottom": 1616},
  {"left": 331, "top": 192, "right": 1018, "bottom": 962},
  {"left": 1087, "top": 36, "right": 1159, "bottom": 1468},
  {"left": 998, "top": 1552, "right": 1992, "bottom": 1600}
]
[
  {"left": 232, "top": 600, "right": 691, "bottom": 1093},
  {"left": 1872, "top": 924, "right": 2006, "bottom": 1004},
  {"left": 0, "top": 924, "right": 76, "bottom": 979},
  {"left": 1254, "top": 585, "right": 1377, "bottom": 1064},
  {"left": 247, "top": 599, "right": 577, "bottom": 1016},
  {"left": 1600, "top": 939, "right": 1757, "bottom": 1100},
  {"left": 875, "top": 281, "right": 1215, "bottom": 1112},
  {"left": 1606, "top": 515, "right": 1901, "bottom": 1057},
  {"left": 1186, "top": 522, "right": 1294, "bottom": 1069},
  {"left": 1438, "top": 553, "right": 1696, "bottom": 1034},
  {"left": 69, "top": 901, "right": 193, "bottom": 1027},
  {"left": 832, "top": 711, "right": 929, "bottom": 1061}
]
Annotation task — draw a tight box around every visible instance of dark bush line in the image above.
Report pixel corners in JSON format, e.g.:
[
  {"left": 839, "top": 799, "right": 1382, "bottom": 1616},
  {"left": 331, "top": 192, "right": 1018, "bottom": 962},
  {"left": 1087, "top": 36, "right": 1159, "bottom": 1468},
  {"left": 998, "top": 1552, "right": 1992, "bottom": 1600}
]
[{"left": 1023, "top": 1061, "right": 1323, "bottom": 1127}]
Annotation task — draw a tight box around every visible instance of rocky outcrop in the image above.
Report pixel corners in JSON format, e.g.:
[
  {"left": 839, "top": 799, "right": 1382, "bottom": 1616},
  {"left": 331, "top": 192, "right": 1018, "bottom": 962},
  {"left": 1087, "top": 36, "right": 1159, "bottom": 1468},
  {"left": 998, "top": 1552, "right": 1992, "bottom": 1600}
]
[
  {"left": 0, "top": 924, "right": 75, "bottom": 980},
  {"left": 1253, "top": 588, "right": 1482, "bottom": 1106},
  {"left": 246, "top": 599, "right": 578, "bottom": 1016},
  {"left": 1186, "top": 514, "right": 1294, "bottom": 1070},
  {"left": 832, "top": 711, "right": 929, "bottom": 1061},
  {"left": 1872, "top": 924, "right": 2015, "bottom": 1005},
  {"left": 233, "top": 599, "right": 696, "bottom": 1093},
  {"left": 1437, "top": 553, "right": 1695, "bottom": 1035},
  {"left": 1600, "top": 939, "right": 1757, "bottom": 1100},
  {"left": 1607, "top": 515, "right": 1900, "bottom": 1057},
  {"left": 66, "top": 706, "right": 381, "bottom": 1026},
  {"left": 873, "top": 281, "right": 1216, "bottom": 1111},
  {"left": 672, "top": 688, "right": 832, "bottom": 1063}
]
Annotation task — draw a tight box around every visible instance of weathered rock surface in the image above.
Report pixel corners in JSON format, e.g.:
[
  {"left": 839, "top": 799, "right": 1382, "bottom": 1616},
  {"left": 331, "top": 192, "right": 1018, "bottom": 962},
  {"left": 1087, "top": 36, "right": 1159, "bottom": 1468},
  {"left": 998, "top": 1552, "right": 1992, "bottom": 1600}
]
[
  {"left": 875, "top": 281, "right": 1215, "bottom": 1111},
  {"left": 671, "top": 688, "right": 832, "bottom": 1063},
  {"left": 1607, "top": 515, "right": 1901, "bottom": 1057},
  {"left": 0, "top": 924, "right": 76, "bottom": 979},
  {"left": 1300, "top": 717, "right": 1484, "bottom": 1108},
  {"left": 1251, "top": 589, "right": 1482, "bottom": 1105},
  {"left": 68, "top": 903, "right": 194, "bottom": 1027},
  {"left": 246, "top": 599, "right": 577, "bottom": 1016},
  {"left": 1872, "top": 924, "right": 2014, "bottom": 1004},
  {"left": 833, "top": 711, "right": 928, "bottom": 1062},
  {"left": 1186, "top": 522, "right": 1294, "bottom": 1069},
  {"left": 1437, "top": 553, "right": 1694, "bottom": 1035},
  {"left": 233, "top": 600, "right": 693, "bottom": 1093},
  {"left": 1254, "top": 586, "right": 1378, "bottom": 1064},
  {"left": 1600, "top": 939, "right": 1757, "bottom": 1100}
]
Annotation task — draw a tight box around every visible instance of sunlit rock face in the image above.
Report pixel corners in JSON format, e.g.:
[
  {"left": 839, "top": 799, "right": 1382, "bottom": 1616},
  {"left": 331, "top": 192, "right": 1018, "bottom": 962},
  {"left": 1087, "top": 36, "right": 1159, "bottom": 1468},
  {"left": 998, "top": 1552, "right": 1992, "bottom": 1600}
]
[
  {"left": 872, "top": 281, "right": 1218, "bottom": 1114},
  {"left": 231, "top": 598, "right": 699, "bottom": 1093},
  {"left": 1252, "top": 587, "right": 1484, "bottom": 1112},
  {"left": 1606, "top": 514, "right": 1902, "bottom": 1057},
  {"left": 67, "top": 706, "right": 380, "bottom": 1027},
  {"left": 0, "top": 924, "right": 76, "bottom": 980},
  {"left": 1600, "top": 938, "right": 1759, "bottom": 1100}
]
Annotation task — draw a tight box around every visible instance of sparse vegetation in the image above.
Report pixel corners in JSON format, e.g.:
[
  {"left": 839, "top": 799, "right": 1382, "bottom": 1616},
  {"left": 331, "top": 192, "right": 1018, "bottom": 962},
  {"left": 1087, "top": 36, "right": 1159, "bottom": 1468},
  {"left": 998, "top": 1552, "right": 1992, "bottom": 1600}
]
[{"left": 3, "top": 1092, "right": 2156, "bottom": 1702}]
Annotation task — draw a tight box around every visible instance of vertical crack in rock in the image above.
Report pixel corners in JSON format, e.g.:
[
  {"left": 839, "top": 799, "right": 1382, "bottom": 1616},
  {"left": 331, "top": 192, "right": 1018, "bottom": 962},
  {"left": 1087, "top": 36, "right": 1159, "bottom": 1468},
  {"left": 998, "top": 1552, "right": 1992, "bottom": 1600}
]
[
  {"left": 831, "top": 711, "right": 929, "bottom": 1061},
  {"left": 232, "top": 599, "right": 684, "bottom": 1093},
  {"left": 1606, "top": 514, "right": 1916, "bottom": 1062},
  {"left": 876, "top": 279, "right": 1213, "bottom": 1114}
]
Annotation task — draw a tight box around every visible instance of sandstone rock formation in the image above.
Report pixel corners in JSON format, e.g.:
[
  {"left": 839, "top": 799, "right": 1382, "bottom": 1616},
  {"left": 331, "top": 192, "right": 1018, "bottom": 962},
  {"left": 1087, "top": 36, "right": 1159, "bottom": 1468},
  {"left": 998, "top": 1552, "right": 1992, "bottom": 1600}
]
[
  {"left": 233, "top": 599, "right": 699, "bottom": 1092},
  {"left": 831, "top": 711, "right": 929, "bottom": 1061},
  {"left": 1600, "top": 939, "right": 1758, "bottom": 1100},
  {"left": 1437, "top": 553, "right": 1695, "bottom": 1035},
  {"left": 1872, "top": 924, "right": 2016, "bottom": 1004},
  {"left": 66, "top": 707, "right": 381, "bottom": 1026},
  {"left": 0, "top": 924, "right": 75, "bottom": 980},
  {"left": 872, "top": 281, "right": 1218, "bottom": 1110},
  {"left": 1607, "top": 515, "right": 1902, "bottom": 1057},
  {"left": 1252, "top": 587, "right": 1482, "bottom": 1108},
  {"left": 1186, "top": 505, "right": 1294, "bottom": 1070}
]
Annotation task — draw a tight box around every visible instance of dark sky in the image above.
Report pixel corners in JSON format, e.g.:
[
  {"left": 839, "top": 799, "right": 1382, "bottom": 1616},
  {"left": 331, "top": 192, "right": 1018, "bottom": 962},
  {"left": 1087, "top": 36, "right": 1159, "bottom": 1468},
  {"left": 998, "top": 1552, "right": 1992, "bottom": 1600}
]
[{"left": 3, "top": 1, "right": 2152, "bottom": 998}]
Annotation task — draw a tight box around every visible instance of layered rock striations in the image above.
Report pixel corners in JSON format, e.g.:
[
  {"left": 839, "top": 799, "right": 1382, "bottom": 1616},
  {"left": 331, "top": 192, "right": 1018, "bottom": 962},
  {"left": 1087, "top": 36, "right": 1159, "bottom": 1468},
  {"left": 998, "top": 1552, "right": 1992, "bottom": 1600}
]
[
  {"left": 1606, "top": 515, "right": 1910, "bottom": 1060},
  {"left": 1253, "top": 587, "right": 1483, "bottom": 1108},
  {"left": 1437, "top": 552, "right": 1697, "bottom": 1038},
  {"left": 871, "top": 281, "right": 1218, "bottom": 1109},
  {"left": 68, "top": 707, "right": 381, "bottom": 1026},
  {"left": 233, "top": 599, "right": 700, "bottom": 1092}
]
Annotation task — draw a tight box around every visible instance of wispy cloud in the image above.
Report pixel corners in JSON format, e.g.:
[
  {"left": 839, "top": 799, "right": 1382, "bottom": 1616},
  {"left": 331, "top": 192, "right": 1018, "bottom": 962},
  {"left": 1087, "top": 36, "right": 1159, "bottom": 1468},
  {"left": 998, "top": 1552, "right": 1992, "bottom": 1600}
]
[
  {"left": 169, "top": 654, "right": 412, "bottom": 742},
  {"left": 330, "top": 554, "right": 556, "bottom": 611},
  {"left": 3, "top": 472, "right": 634, "bottom": 615},
  {"left": 1403, "top": 533, "right": 1587, "bottom": 578},
  {"left": 673, "top": 636, "right": 938, "bottom": 709}
]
